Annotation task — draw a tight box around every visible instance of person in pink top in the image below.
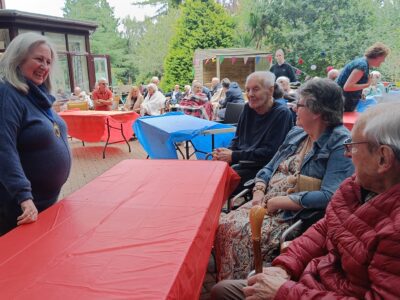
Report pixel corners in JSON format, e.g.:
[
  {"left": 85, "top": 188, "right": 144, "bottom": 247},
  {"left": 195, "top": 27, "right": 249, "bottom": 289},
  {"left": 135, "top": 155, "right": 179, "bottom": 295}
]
[{"left": 92, "top": 78, "right": 113, "bottom": 111}]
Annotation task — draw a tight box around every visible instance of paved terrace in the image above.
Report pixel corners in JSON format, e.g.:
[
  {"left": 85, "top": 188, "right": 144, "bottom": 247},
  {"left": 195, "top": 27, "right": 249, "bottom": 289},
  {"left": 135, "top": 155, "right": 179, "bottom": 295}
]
[{"left": 60, "top": 139, "right": 217, "bottom": 300}]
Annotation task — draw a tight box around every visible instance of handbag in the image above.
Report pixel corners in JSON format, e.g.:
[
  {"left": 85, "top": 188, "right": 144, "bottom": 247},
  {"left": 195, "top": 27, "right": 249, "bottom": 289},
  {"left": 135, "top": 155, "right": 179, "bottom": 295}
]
[{"left": 287, "top": 136, "right": 322, "bottom": 194}]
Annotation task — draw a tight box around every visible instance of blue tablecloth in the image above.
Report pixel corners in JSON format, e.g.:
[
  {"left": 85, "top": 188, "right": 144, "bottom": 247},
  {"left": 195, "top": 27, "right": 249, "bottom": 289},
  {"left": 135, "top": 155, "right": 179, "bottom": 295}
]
[
  {"left": 134, "top": 112, "right": 236, "bottom": 159},
  {"left": 356, "top": 96, "right": 378, "bottom": 113}
]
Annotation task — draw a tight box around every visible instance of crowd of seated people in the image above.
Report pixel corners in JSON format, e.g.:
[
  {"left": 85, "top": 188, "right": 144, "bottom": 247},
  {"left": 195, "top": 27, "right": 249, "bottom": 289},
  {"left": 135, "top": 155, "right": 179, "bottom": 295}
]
[
  {"left": 215, "top": 78, "right": 354, "bottom": 281},
  {"left": 178, "top": 80, "right": 214, "bottom": 120},
  {"left": 211, "top": 102, "right": 400, "bottom": 300}
]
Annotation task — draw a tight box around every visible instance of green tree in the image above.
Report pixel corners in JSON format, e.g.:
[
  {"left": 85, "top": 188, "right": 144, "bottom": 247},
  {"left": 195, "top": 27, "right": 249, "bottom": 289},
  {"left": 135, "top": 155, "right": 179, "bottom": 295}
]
[
  {"left": 237, "top": 0, "right": 375, "bottom": 78},
  {"left": 370, "top": 0, "right": 400, "bottom": 81},
  {"left": 131, "top": 0, "right": 182, "bottom": 16},
  {"left": 63, "top": 0, "right": 132, "bottom": 83},
  {"left": 162, "top": 0, "right": 235, "bottom": 91},
  {"left": 124, "top": 9, "right": 180, "bottom": 85}
]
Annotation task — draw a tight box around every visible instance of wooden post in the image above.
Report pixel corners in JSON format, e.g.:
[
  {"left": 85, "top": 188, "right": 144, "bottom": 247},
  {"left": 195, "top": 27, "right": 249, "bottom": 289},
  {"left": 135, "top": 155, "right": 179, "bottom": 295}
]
[{"left": 216, "top": 56, "right": 220, "bottom": 80}]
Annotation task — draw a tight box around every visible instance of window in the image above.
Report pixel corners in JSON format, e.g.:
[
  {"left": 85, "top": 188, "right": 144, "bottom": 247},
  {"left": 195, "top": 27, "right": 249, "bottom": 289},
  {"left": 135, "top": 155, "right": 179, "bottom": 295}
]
[
  {"left": 0, "top": 29, "right": 10, "bottom": 52},
  {"left": 44, "top": 32, "right": 67, "bottom": 52},
  {"left": 68, "top": 34, "right": 86, "bottom": 53},
  {"left": 53, "top": 54, "right": 71, "bottom": 96},
  {"left": 18, "top": 29, "right": 42, "bottom": 35},
  {"left": 94, "top": 56, "right": 109, "bottom": 83},
  {"left": 72, "top": 54, "right": 90, "bottom": 92}
]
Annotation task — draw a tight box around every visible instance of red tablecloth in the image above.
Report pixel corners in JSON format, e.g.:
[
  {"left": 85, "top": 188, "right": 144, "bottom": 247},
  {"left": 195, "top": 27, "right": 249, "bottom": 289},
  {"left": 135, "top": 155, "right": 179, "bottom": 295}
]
[
  {"left": 343, "top": 112, "right": 359, "bottom": 131},
  {"left": 59, "top": 110, "right": 139, "bottom": 143},
  {"left": 0, "top": 160, "right": 239, "bottom": 299}
]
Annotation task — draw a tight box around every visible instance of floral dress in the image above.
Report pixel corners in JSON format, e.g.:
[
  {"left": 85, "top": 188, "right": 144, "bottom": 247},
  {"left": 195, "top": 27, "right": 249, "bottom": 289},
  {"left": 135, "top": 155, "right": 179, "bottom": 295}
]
[{"left": 215, "top": 140, "right": 308, "bottom": 281}]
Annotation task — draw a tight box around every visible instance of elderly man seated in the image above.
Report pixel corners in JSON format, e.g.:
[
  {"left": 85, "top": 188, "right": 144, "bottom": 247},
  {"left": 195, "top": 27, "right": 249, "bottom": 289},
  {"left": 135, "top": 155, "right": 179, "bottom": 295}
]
[
  {"left": 71, "top": 86, "right": 93, "bottom": 108},
  {"left": 211, "top": 102, "right": 400, "bottom": 300},
  {"left": 212, "top": 71, "right": 294, "bottom": 193},
  {"left": 92, "top": 78, "right": 113, "bottom": 111}
]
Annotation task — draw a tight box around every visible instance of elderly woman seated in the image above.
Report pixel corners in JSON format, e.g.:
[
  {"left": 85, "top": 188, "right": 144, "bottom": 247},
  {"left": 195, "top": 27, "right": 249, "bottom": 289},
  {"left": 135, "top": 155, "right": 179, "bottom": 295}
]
[
  {"left": 212, "top": 102, "right": 400, "bottom": 300},
  {"left": 179, "top": 80, "right": 213, "bottom": 120},
  {"left": 140, "top": 83, "right": 166, "bottom": 116},
  {"left": 276, "top": 76, "right": 297, "bottom": 102},
  {"left": 214, "top": 78, "right": 354, "bottom": 281},
  {"left": 363, "top": 70, "right": 385, "bottom": 97},
  {"left": 124, "top": 85, "right": 144, "bottom": 113}
]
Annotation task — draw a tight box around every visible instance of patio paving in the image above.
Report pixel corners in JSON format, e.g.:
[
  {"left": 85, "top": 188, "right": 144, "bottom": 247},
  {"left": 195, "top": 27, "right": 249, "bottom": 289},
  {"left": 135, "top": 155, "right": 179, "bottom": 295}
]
[{"left": 60, "top": 138, "right": 217, "bottom": 299}]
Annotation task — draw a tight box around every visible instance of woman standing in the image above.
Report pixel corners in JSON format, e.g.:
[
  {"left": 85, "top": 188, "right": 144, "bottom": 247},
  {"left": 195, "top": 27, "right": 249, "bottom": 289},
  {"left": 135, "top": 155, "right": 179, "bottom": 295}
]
[
  {"left": 214, "top": 78, "right": 354, "bottom": 281},
  {"left": 337, "top": 42, "right": 390, "bottom": 112},
  {"left": 0, "top": 33, "right": 71, "bottom": 235}
]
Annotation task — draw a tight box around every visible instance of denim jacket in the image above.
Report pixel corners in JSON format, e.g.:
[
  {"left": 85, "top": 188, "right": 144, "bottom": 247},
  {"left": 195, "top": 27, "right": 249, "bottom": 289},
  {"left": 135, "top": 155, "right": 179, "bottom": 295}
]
[{"left": 255, "top": 125, "right": 354, "bottom": 220}]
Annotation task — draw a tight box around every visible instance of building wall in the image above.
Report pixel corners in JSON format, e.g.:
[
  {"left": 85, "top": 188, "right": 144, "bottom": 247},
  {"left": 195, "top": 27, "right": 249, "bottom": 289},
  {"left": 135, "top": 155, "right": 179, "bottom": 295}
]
[{"left": 201, "top": 58, "right": 256, "bottom": 90}]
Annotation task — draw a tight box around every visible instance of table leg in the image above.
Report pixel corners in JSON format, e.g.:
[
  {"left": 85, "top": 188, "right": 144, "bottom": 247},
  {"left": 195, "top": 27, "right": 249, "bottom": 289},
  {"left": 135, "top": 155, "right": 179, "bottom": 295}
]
[
  {"left": 103, "top": 118, "right": 111, "bottom": 159},
  {"left": 185, "top": 141, "right": 190, "bottom": 159},
  {"left": 103, "top": 118, "right": 132, "bottom": 159},
  {"left": 119, "top": 123, "right": 131, "bottom": 153}
]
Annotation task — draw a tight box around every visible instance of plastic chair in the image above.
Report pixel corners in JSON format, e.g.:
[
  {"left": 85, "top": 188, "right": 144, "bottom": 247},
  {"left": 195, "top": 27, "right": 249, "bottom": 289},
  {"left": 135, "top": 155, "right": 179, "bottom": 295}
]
[{"left": 66, "top": 101, "right": 88, "bottom": 110}]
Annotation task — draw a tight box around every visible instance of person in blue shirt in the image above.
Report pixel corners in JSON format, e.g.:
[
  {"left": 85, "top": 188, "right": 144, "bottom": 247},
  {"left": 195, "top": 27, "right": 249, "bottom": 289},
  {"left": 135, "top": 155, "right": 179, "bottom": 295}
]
[
  {"left": 336, "top": 42, "right": 390, "bottom": 112},
  {"left": 0, "top": 32, "right": 71, "bottom": 235}
]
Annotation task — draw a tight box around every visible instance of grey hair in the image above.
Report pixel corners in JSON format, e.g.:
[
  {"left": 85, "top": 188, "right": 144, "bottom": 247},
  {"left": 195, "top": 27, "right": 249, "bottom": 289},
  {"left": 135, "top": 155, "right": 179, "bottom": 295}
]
[
  {"left": 356, "top": 103, "right": 400, "bottom": 161},
  {"left": 147, "top": 83, "right": 158, "bottom": 92},
  {"left": 98, "top": 77, "right": 108, "bottom": 84},
  {"left": 276, "top": 76, "right": 290, "bottom": 84},
  {"left": 246, "top": 71, "right": 275, "bottom": 89},
  {"left": 298, "top": 78, "right": 343, "bottom": 127},
  {"left": 0, "top": 32, "right": 57, "bottom": 94}
]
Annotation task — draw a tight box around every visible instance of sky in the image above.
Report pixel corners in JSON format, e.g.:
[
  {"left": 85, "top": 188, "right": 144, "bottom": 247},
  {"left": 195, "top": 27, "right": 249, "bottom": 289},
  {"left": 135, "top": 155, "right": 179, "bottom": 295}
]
[{"left": 6, "top": 0, "right": 158, "bottom": 22}]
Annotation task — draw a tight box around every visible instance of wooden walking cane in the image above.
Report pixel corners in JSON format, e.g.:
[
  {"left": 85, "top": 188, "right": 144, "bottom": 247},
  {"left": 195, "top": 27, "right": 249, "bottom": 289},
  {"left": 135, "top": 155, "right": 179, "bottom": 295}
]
[{"left": 249, "top": 205, "right": 267, "bottom": 274}]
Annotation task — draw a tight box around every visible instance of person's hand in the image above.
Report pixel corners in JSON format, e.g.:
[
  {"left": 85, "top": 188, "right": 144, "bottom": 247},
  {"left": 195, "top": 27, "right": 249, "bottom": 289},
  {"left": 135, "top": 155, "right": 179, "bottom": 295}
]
[
  {"left": 367, "top": 73, "right": 373, "bottom": 86},
  {"left": 243, "top": 273, "right": 287, "bottom": 300},
  {"left": 17, "top": 199, "right": 38, "bottom": 225},
  {"left": 265, "top": 197, "right": 280, "bottom": 214},
  {"left": 263, "top": 266, "right": 290, "bottom": 280},
  {"left": 251, "top": 191, "right": 264, "bottom": 206},
  {"left": 212, "top": 148, "right": 232, "bottom": 163}
]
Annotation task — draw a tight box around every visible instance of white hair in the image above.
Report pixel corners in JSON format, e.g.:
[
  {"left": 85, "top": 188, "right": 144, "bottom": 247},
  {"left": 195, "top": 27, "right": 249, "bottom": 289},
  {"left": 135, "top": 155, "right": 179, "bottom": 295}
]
[
  {"left": 147, "top": 83, "right": 158, "bottom": 92},
  {"left": 357, "top": 103, "right": 400, "bottom": 160},
  {"left": 0, "top": 32, "right": 57, "bottom": 94},
  {"left": 246, "top": 71, "right": 275, "bottom": 88},
  {"left": 276, "top": 76, "right": 290, "bottom": 84},
  {"left": 98, "top": 78, "right": 108, "bottom": 84}
]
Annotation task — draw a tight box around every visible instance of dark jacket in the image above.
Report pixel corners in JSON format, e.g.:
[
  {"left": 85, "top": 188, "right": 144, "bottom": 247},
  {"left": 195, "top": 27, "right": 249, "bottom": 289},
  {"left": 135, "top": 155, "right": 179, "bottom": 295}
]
[
  {"left": 270, "top": 62, "right": 297, "bottom": 82},
  {"left": 229, "top": 101, "right": 293, "bottom": 165},
  {"left": 0, "top": 80, "right": 71, "bottom": 234},
  {"left": 219, "top": 82, "right": 244, "bottom": 109}
]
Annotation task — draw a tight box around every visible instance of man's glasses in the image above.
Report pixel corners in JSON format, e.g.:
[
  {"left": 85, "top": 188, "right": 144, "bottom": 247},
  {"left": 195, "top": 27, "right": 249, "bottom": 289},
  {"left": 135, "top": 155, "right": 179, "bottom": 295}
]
[
  {"left": 343, "top": 138, "right": 369, "bottom": 153},
  {"left": 99, "top": 82, "right": 107, "bottom": 86}
]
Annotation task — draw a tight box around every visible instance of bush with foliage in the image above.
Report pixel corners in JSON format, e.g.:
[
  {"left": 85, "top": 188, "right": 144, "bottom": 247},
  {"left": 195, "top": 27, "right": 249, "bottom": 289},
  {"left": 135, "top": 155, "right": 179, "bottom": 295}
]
[{"left": 161, "top": 0, "right": 235, "bottom": 91}]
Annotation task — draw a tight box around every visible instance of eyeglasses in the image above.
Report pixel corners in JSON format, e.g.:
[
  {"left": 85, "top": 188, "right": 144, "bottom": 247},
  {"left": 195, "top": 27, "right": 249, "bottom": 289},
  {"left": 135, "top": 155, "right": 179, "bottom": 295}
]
[
  {"left": 343, "top": 138, "right": 370, "bottom": 153},
  {"left": 99, "top": 82, "right": 107, "bottom": 86}
]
